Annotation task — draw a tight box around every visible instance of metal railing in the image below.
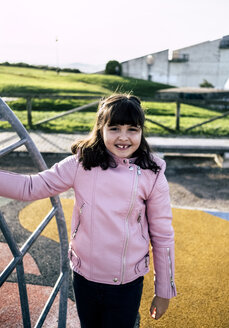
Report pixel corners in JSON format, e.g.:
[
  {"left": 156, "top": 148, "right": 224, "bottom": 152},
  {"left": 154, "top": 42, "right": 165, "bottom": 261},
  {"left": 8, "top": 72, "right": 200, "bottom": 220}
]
[{"left": 0, "top": 98, "right": 69, "bottom": 328}]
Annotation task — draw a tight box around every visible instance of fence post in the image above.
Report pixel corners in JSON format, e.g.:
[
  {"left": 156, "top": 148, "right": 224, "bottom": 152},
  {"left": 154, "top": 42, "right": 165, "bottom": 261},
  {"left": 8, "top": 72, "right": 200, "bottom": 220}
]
[
  {"left": 26, "top": 97, "right": 33, "bottom": 128},
  {"left": 176, "top": 100, "right": 180, "bottom": 131}
]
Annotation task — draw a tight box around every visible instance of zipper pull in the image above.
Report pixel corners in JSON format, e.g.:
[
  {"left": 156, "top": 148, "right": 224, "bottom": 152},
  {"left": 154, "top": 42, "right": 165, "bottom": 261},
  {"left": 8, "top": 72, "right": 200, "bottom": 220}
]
[
  {"left": 79, "top": 203, "right": 85, "bottom": 214},
  {"left": 72, "top": 228, "right": 78, "bottom": 239},
  {"left": 137, "top": 166, "right": 141, "bottom": 175},
  {"left": 72, "top": 221, "right": 80, "bottom": 238}
]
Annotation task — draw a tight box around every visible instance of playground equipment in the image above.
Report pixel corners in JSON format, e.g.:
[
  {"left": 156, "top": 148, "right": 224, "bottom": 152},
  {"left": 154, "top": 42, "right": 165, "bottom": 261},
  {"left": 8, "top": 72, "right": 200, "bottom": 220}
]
[{"left": 0, "top": 98, "right": 69, "bottom": 328}]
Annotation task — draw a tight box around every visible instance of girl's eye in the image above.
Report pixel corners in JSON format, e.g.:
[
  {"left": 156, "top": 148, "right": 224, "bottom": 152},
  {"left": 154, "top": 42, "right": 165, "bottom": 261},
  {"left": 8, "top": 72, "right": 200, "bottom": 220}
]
[
  {"left": 129, "top": 127, "right": 140, "bottom": 132},
  {"left": 109, "top": 127, "right": 118, "bottom": 131}
]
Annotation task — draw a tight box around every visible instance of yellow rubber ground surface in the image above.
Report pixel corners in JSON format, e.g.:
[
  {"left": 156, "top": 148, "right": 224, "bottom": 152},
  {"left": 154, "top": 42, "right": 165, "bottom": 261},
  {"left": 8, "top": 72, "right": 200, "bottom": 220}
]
[{"left": 19, "top": 199, "right": 229, "bottom": 328}]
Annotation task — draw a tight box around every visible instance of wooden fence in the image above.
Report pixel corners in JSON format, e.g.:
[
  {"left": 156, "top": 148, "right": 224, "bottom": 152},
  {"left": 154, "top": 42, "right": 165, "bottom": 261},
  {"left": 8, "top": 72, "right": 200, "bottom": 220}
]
[{"left": 1, "top": 92, "right": 229, "bottom": 133}]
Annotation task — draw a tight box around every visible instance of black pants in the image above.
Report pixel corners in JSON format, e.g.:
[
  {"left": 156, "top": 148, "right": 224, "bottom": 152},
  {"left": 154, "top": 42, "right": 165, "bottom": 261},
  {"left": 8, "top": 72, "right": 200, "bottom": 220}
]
[{"left": 72, "top": 271, "right": 143, "bottom": 328}]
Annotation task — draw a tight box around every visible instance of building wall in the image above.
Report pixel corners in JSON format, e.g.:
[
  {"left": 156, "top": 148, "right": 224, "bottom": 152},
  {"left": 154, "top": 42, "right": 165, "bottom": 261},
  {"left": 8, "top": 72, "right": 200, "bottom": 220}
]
[
  {"left": 168, "top": 39, "right": 229, "bottom": 88},
  {"left": 218, "top": 48, "right": 229, "bottom": 88},
  {"left": 122, "top": 50, "right": 169, "bottom": 84},
  {"left": 121, "top": 37, "right": 229, "bottom": 89}
]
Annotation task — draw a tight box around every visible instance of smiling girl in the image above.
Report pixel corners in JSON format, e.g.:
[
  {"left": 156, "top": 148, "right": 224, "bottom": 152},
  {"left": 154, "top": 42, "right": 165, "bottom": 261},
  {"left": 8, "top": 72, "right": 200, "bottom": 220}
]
[{"left": 0, "top": 93, "right": 176, "bottom": 328}]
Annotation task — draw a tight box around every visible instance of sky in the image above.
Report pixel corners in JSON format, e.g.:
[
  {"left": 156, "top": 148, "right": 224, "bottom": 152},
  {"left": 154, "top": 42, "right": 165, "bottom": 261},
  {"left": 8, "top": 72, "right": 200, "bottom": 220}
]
[{"left": 1, "top": 0, "right": 229, "bottom": 70}]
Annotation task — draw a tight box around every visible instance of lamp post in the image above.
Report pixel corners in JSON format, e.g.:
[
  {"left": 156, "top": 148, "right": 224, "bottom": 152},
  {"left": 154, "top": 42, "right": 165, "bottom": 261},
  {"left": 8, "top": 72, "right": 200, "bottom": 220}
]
[
  {"left": 55, "top": 37, "right": 60, "bottom": 74},
  {"left": 146, "top": 54, "right": 154, "bottom": 81}
]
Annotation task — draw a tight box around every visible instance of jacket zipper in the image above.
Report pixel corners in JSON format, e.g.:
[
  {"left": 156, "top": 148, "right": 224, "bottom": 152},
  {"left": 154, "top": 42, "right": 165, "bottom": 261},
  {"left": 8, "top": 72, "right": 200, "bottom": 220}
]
[
  {"left": 134, "top": 252, "right": 149, "bottom": 274},
  {"left": 121, "top": 166, "right": 141, "bottom": 283},
  {"left": 69, "top": 247, "right": 81, "bottom": 268},
  {"left": 70, "top": 202, "right": 85, "bottom": 262},
  {"left": 167, "top": 247, "right": 175, "bottom": 288},
  {"left": 72, "top": 203, "right": 85, "bottom": 239},
  {"left": 137, "top": 211, "right": 147, "bottom": 242},
  {"left": 72, "top": 221, "right": 80, "bottom": 239}
]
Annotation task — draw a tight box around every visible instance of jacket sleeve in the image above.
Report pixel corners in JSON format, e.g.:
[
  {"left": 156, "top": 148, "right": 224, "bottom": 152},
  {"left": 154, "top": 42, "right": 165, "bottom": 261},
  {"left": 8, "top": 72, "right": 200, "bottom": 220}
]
[
  {"left": 0, "top": 155, "right": 78, "bottom": 201},
  {"left": 146, "top": 160, "right": 177, "bottom": 299}
]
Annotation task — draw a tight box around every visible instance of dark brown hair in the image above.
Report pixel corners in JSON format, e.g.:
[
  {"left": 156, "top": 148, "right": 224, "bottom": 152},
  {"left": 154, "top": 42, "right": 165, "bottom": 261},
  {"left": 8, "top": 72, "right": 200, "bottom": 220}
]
[{"left": 71, "top": 93, "right": 160, "bottom": 173}]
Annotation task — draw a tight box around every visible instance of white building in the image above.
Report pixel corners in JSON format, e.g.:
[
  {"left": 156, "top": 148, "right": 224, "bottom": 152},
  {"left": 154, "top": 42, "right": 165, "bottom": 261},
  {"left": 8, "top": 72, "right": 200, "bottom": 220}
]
[{"left": 121, "top": 35, "right": 229, "bottom": 89}]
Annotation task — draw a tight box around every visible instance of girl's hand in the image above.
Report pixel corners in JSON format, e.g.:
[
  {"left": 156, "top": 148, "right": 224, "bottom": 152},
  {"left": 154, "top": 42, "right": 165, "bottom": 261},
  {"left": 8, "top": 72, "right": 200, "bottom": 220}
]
[{"left": 150, "top": 295, "right": 170, "bottom": 320}]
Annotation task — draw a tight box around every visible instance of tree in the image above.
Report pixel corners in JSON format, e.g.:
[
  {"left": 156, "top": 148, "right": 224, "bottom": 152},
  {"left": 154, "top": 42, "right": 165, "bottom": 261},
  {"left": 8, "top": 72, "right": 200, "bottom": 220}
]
[{"left": 105, "top": 60, "right": 122, "bottom": 75}]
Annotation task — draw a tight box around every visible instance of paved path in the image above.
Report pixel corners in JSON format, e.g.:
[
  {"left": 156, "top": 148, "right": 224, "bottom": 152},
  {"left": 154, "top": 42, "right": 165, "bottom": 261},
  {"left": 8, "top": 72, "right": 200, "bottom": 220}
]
[{"left": 1, "top": 131, "right": 229, "bottom": 154}]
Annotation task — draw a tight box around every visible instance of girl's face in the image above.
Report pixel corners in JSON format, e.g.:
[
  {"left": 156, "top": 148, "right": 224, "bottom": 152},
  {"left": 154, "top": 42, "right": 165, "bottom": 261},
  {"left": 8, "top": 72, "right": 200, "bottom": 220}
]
[{"left": 102, "top": 124, "right": 142, "bottom": 158}]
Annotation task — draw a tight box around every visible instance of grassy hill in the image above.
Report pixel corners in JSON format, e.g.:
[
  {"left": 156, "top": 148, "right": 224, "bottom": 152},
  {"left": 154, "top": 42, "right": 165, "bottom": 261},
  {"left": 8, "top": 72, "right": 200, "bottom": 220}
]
[
  {"left": 0, "top": 65, "right": 228, "bottom": 136},
  {"left": 0, "top": 65, "right": 171, "bottom": 98}
]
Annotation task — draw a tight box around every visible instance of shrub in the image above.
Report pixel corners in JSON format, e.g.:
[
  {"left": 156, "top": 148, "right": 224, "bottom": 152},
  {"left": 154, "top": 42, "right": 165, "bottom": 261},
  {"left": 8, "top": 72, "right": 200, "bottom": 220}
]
[
  {"left": 199, "top": 79, "right": 214, "bottom": 88},
  {"left": 0, "top": 62, "right": 80, "bottom": 73},
  {"left": 105, "top": 60, "right": 122, "bottom": 75}
]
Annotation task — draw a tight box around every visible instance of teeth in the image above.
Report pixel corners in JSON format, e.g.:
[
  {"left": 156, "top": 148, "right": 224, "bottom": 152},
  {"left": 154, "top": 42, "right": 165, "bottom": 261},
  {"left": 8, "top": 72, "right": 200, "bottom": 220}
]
[{"left": 117, "top": 145, "right": 129, "bottom": 149}]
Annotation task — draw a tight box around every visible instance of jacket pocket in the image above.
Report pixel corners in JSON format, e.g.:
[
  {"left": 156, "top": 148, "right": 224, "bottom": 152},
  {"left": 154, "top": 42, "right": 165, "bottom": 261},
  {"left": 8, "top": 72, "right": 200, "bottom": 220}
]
[
  {"left": 68, "top": 246, "right": 81, "bottom": 270},
  {"left": 137, "top": 210, "right": 148, "bottom": 242},
  {"left": 135, "top": 252, "right": 149, "bottom": 274},
  {"left": 71, "top": 202, "right": 85, "bottom": 239}
]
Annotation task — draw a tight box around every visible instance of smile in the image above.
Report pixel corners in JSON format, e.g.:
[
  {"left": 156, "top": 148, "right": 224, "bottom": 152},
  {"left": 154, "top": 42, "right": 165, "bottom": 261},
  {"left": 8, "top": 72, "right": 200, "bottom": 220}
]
[{"left": 115, "top": 145, "right": 130, "bottom": 149}]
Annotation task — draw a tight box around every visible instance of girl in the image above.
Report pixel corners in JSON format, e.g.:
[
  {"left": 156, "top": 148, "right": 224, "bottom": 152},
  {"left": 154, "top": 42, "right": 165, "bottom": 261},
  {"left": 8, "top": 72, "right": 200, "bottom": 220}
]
[{"left": 0, "top": 93, "right": 176, "bottom": 328}]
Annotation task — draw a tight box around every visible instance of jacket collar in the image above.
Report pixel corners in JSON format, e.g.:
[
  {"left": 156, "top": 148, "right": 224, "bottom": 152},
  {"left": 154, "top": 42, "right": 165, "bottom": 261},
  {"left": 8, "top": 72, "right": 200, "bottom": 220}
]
[{"left": 106, "top": 150, "right": 137, "bottom": 166}]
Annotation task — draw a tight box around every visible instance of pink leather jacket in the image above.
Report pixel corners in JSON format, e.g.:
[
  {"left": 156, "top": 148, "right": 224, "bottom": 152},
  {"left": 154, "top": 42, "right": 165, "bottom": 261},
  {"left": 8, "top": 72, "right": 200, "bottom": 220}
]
[{"left": 0, "top": 154, "right": 176, "bottom": 299}]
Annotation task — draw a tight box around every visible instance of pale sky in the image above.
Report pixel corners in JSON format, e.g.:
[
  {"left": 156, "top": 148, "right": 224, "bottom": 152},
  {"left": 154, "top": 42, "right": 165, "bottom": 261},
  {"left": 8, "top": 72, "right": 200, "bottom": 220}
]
[{"left": 1, "top": 0, "right": 229, "bottom": 68}]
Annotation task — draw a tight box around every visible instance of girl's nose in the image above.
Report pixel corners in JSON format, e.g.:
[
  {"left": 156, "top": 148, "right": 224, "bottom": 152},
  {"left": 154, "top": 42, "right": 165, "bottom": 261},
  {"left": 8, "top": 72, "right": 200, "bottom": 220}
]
[{"left": 118, "top": 131, "right": 128, "bottom": 140}]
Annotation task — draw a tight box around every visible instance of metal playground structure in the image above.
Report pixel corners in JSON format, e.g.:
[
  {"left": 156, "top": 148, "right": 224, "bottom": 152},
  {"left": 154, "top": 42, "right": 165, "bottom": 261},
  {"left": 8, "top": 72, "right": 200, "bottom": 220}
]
[{"left": 0, "top": 97, "right": 69, "bottom": 328}]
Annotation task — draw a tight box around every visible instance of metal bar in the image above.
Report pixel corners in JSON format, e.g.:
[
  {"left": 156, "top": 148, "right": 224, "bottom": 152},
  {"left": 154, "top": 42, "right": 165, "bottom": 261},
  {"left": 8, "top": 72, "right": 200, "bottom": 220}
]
[
  {"left": 34, "top": 100, "right": 99, "bottom": 126},
  {"left": 0, "top": 98, "right": 71, "bottom": 327},
  {"left": 0, "top": 112, "right": 5, "bottom": 120},
  {"left": 0, "top": 214, "right": 31, "bottom": 325},
  {"left": 0, "top": 257, "right": 22, "bottom": 286},
  {"left": 34, "top": 272, "right": 65, "bottom": 328},
  {"left": 58, "top": 273, "right": 69, "bottom": 328},
  {"left": 20, "top": 207, "right": 57, "bottom": 256},
  {"left": 145, "top": 117, "right": 175, "bottom": 133},
  {"left": 184, "top": 110, "right": 229, "bottom": 132},
  {"left": 52, "top": 202, "right": 69, "bottom": 270},
  {"left": 16, "top": 261, "right": 32, "bottom": 328},
  {"left": 0, "top": 212, "right": 24, "bottom": 286},
  {"left": 52, "top": 201, "right": 69, "bottom": 328},
  {"left": 0, "top": 138, "right": 27, "bottom": 158},
  {"left": 0, "top": 98, "right": 48, "bottom": 170},
  {"left": 0, "top": 208, "right": 57, "bottom": 285},
  {"left": 0, "top": 211, "right": 21, "bottom": 257}
]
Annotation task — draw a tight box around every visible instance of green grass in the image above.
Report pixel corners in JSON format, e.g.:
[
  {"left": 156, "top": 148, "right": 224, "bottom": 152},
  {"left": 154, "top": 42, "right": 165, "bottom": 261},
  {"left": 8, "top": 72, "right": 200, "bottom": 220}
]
[
  {"left": 1, "top": 103, "right": 228, "bottom": 136},
  {"left": 0, "top": 65, "right": 228, "bottom": 136},
  {"left": 144, "top": 101, "right": 229, "bottom": 136},
  {"left": 0, "top": 65, "right": 171, "bottom": 98}
]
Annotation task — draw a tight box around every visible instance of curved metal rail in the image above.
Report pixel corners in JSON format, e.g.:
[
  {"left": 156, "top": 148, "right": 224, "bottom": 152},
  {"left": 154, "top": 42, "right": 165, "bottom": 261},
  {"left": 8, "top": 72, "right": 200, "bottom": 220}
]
[{"left": 0, "top": 98, "right": 69, "bottom": 328}]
